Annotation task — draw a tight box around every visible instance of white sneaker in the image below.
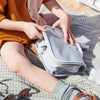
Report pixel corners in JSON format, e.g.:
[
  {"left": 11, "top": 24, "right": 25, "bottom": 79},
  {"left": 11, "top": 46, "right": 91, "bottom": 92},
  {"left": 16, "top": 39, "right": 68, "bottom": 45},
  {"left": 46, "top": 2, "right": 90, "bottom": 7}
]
[
  {"left": 95, "top": 69, "right": 100, "bottom": 85},
  {"left": 88, "top": 68, "right": 100, "bottom": 85},
  {"left": 88, "top": 68, "right": 97, "bottom": 82}
]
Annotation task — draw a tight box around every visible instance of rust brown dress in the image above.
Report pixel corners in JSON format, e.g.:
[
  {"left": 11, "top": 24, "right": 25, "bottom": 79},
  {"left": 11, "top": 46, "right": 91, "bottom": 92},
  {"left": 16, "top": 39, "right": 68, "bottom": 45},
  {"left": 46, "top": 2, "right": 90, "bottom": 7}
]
[{"left": 0, "top": 0, "right": 50, "bottom": 48}]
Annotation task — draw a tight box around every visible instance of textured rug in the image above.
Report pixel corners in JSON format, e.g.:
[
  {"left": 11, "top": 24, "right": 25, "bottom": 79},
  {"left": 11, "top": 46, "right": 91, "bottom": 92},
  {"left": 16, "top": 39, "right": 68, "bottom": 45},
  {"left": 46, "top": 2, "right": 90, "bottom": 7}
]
[{"left": 0, "top": 2, "right": 100, "bottom": 100}]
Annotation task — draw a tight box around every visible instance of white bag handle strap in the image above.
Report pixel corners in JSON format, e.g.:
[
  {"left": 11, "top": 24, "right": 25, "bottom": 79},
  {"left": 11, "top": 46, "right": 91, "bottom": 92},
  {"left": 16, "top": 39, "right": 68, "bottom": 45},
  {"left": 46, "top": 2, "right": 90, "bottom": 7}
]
[
  {"left": 75, "top": 43, "right": 83, "bottom": 58},
  {"left": 38, "top": 41, "right": 46, "bottom": 48},
  {"left": 37, "top": 41, "right": 47, "bottom": 54}
]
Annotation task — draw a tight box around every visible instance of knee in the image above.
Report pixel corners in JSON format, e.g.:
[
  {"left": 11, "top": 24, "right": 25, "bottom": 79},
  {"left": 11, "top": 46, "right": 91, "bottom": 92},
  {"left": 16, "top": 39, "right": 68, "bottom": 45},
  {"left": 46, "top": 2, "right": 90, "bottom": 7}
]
[
  {"left": 6, "top": 54, "right": 26, "bottom": 73},
  {"left": 7, "top": 60, "right": 22, "bottom": 73},
  {"left": 0, "top": 42, "right": 27, "bottom": 73}
]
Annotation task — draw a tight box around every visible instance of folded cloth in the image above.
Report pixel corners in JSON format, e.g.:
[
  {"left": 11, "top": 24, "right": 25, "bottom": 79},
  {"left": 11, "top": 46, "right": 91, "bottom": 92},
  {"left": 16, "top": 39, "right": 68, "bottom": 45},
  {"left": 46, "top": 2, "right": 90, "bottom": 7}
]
[{"left": 76, "top": 0, "right": 100, "bottom": 12}]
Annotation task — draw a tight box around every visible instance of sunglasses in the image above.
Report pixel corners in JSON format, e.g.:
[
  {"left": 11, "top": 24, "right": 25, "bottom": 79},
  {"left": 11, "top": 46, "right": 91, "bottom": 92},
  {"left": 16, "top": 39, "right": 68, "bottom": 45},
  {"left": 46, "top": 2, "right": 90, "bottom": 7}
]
[
  {"left": 0, "top": 79, "right": 40, "bottom": 100},
  {"left": 3, "top": 88, "right": 30, "bottom": 100}
]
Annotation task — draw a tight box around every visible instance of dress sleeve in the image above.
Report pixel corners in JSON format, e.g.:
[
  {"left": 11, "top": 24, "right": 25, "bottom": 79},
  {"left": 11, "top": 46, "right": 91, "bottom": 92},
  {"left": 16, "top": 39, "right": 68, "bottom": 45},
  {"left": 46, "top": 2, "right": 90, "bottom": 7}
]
[
  {"left": 42, "top": 0, "right": 51, "bottom": 3},
  {"left": 0, "top": 0, "right": 7, "bottom": 21}
]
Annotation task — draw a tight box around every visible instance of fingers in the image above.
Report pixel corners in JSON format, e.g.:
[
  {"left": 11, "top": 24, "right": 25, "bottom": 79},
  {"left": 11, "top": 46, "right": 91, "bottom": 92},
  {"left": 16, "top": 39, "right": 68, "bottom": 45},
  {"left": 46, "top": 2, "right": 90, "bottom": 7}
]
[
  {"left": 34, "top": 29, "right": 43, "bottom": 39},
  {"left": 35, "top": 24, "right": 47, "bottom": 32},
  {"left": 61, "top": 26, "right": 68, "bottom": 44},
  {"left": 68, "top": 32, "right": 76, "bottom": 45},
  {"left": 68, "top": 32, "right": 73, "bottom": 45},
  {"left": 52, "top": 21, "right": 59, "bottom": 28},
  {"left": 63, "top": 28, "right": 76, "bottom": 45},
  {"left": 70, "top": 32, "right": 77, "bottom": 43},
  {"left": 34, "top": 24, "right": 47, "bottom": 39}
]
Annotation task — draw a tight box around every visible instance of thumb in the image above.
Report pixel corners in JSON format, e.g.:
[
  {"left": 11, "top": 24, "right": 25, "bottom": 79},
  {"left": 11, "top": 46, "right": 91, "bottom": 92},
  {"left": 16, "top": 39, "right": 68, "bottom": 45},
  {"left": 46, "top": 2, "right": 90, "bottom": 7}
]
[
  {"left": 52, "top": 21, "right": 60, "bottom": 28},
  {"left": 35, "top": 24, "right": 47, "bottom": 32},
  {"left": 37, "top": 32, "right": 43, "bottom": 39}
]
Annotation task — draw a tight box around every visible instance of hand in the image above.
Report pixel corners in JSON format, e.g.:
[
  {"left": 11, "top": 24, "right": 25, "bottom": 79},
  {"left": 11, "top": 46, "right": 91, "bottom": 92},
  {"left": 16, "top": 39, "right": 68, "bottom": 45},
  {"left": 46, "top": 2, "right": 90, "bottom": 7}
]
[
  {"left": 52, "top": 14, "right": 76, "bottom": 45},
  {"left": 22, "top": 22, "right": 47, "bottom": 40}
]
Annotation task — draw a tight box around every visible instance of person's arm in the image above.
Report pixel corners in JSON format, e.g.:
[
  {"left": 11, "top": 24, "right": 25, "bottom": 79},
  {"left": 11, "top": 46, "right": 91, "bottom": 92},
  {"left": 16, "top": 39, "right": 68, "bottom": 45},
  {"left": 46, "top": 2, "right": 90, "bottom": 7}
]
[
  {"left": 0, "top": 19, "right": 25, "bottom": 31},
  {"left": 43, "top": 0, "right": 67, "bottom": 19},
  {"left": 0, "top": 0, "right": 46, "bottom": 40},
  {"left": 0, "top": 1, "right": 46, "bottom": 40},
  {"left": 43, "top": 0, "right": 76, "bottom": 45},
  {"left": 0, "top": 18, "right": 47, "bottom": 40}
]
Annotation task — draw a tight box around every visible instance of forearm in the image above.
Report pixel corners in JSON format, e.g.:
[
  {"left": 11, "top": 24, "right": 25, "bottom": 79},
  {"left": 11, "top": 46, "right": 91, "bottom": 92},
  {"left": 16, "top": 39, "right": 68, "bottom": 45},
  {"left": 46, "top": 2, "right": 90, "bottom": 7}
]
[
  {"left": 44, "top": 0, "right": 68, "bottom": 18},
  {"left": 0, "top": 18, "right": 25, "bottom": 32},
  {"left": 52, "top": 7, "right": 68, "bottom": 19}
]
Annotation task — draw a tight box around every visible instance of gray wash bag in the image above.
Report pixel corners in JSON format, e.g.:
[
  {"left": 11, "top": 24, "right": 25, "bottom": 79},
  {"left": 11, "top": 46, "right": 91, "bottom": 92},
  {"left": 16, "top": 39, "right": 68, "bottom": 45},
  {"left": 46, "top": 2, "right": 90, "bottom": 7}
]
[{"left": 35, "top": 25, "right": 86, "bottom": 77}]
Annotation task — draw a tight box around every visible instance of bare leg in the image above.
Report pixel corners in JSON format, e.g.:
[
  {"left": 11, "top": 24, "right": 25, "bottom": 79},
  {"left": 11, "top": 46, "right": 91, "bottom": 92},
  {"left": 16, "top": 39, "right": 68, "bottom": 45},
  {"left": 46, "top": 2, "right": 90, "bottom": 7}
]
[
  {"left": 0, "top": 42, "right": 58, "bottom": 93},
  {"left": 0, "top": 42, "right": 95, "bottom": 100}
]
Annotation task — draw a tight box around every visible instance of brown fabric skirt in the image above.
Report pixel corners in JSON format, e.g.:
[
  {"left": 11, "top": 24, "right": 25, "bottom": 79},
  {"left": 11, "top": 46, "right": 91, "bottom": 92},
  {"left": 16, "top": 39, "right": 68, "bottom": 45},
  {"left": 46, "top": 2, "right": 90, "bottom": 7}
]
[{"left": 0, "top": 29, "right": 31, "bottom": 48}]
